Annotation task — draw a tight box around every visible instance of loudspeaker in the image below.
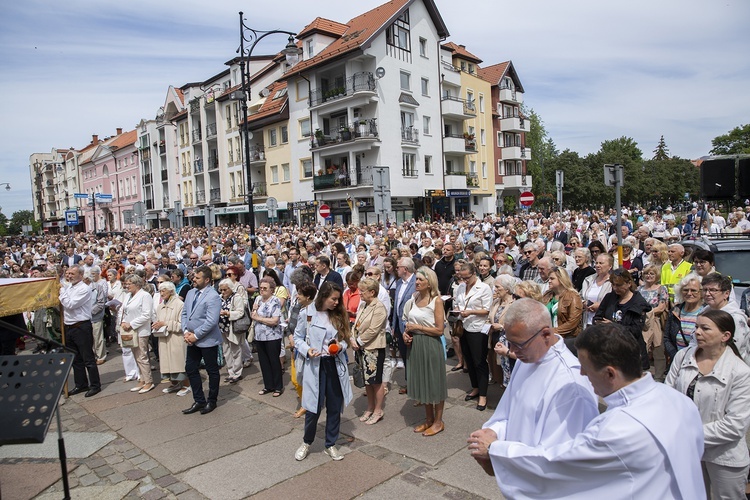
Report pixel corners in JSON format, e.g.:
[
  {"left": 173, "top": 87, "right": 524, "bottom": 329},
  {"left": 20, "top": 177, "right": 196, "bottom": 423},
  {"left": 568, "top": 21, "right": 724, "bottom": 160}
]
[
  {"left": 701, "top": 159, "right": 735, "bottom": 199},
  {"left": 738, "top": 158, "right": 750, "bottom": 199}
]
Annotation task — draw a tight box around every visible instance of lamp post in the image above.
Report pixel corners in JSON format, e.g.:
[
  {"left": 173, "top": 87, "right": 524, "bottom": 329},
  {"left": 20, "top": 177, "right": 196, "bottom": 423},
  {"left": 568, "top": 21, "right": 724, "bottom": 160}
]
[
  {"left": 235, "top": 11, "right": 301, "bottom": 251},
  {"left": 33, "top": 160, "right": 45, "bottom": 229}
]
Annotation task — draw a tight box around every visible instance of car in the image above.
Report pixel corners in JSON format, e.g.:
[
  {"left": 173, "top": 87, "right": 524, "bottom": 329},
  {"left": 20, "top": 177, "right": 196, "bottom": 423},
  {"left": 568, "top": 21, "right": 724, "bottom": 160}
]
[{"left": 681, "top": 234, "right": 750, "bottom": 298}]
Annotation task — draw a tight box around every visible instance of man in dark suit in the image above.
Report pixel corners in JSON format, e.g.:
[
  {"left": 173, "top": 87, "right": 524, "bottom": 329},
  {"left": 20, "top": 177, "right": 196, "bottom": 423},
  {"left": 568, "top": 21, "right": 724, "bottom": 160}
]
[
  {"left": 181, "top": 266, "right": 223, "bottom": 415},
  {"left": 391, "top": 257, "right": 416, "bottom": 389},
  {"left": 553, "top": 223, "right": 568, "bottom": 245},
  {"left": 313, "top": 255, "right": 343, "bottom": 289},
  {"left": 61, "top": 246, "right": 82, "bottom": 267}
]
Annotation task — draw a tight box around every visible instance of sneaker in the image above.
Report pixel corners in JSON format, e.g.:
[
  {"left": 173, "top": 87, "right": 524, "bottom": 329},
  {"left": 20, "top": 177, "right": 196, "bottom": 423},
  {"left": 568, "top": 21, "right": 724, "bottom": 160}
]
[
  {"left": 324, "top": 446, "right": 344, "bottom": 461},
  {"left": 242, "top": 359, "right": 253, "bottom": 368},
  {"left": 177, "top": 387, "right": 191, "bottom": 397},
  {"left": 295, "top": 443, "right": 310, "bottom": 461},
  {"left": 396, "top": 360, "right": 404, "bottom": 369}
]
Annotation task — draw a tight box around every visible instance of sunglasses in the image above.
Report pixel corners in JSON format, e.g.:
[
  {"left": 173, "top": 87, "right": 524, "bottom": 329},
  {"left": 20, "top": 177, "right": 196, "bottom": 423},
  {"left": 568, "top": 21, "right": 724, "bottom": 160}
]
[
  {"left": 365, "top": 272, "right": 375, "bottom": 277},
  {"left": 226, "top": 273, "right": 235, "bottom": 277}
]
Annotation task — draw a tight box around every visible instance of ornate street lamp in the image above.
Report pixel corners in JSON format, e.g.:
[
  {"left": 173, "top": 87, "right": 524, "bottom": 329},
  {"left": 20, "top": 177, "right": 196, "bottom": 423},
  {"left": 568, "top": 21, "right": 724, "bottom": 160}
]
[{"left": 235, "top": 11, "right": 301, "bottom": 251}]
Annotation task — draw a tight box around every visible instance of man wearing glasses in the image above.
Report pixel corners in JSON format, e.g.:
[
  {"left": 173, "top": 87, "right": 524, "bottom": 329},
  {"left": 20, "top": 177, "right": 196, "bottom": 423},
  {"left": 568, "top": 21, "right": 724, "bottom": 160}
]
[
  {"left": 469, "top": 298, "right": 597, "bottom": 477},
  {"left": 518, "top": 243, "right": 541, "bottom": 281}
]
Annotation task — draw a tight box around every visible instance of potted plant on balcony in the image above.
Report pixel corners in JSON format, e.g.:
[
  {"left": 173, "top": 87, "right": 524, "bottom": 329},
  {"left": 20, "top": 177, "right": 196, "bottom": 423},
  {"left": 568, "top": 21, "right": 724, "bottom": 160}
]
[
  {"left": 315, "top": 129, "right": 325, "bottom": 147},
  {"left": 340, "top": 126, "right": 352, "bottom": 141}
]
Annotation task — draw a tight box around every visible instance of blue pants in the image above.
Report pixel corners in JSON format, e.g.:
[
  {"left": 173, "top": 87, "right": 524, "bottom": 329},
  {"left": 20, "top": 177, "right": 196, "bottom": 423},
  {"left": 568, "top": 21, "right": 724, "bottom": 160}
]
[
  {"left": 303, "top": 357, "right": 343, "bottom": 448},
  {"left": 186, "top": 344, "right": 220, "bottom": 405}
]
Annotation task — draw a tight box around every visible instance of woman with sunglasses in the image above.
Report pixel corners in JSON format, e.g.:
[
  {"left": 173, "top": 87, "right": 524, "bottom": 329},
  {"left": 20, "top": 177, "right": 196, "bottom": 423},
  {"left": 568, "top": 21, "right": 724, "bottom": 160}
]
[{"left": 594, "top": 268, "right": 651, "bottom": 370}]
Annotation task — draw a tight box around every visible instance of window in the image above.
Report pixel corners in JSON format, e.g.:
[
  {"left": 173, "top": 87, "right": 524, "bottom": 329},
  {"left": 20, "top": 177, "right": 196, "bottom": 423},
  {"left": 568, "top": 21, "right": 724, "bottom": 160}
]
[
  {"left": 425, "top": 155, "right": 432, "bottom": 174},
  {"left": 421, "top": 77, "right": 429, "bottom": 96},
  {"left": 301, "top": 159, "right": 313, "bottom": 179},
  {"left": 269, "top": 129, "right": 277, "bottom": 147},
  {"left": 468, "top": 64, "right": 474, "bottom": 74},
  {"left": 480, "top": 129, "right": 486, "bottom": 146},
  {"left": 281, "top": 126, "right": 288, "bottom": 143},
  {"left": 423, "top": 116, "right": 431, "bottom": 135},
  {"left": 225, "top": 105, "right": 232, "bottom": 129},
  {"left": 307, "top": 39, "right": 313, "bottom": 58},
  {"left": 482, "top": 162, "right": 487, "bottom": 179},
  {"left": 300, "top": 118, "right": 311, "bottom": 138},
  {"left": 467, "top": 90, "right": 474, "bottom": 107},
  {"left": 498, "top": 160, "right": 503, "bottom": 175},
  {"left": 419, "top": 37, "right": 427, "bottom": 57},
  {"left": 400, "top": 71, "right": 410, "bottom": 91},
  {"left": 470, "top": 161, "right": 476, "bottom": 174},
  {"left": 386, "top": 11, "right": 411, "bottom": 51},
  {"left": 282, "top": 163, "right": 290, "bottom": 182},
  {"left": 270, "top": 165, "right": 279, "bottom": 183},
  {"left": 479, "top": 95, "right": 485, "bottom": 113},
  {"left": 460, "top": 61, "right": 466, "bottom": 72},
  {"left": 402, "top": 153, "right": 417, "bottom": 177}
]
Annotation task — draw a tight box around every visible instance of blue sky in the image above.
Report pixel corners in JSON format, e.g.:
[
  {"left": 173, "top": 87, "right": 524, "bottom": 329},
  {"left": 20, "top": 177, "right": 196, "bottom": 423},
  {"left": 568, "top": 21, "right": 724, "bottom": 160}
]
[{"left": 1, "top": 0, "right": 748, "bottom": 216}]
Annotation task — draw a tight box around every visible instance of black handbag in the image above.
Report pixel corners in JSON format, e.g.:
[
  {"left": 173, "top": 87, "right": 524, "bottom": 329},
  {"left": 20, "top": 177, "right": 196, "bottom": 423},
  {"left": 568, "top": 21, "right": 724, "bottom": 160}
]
[{"left": 352, "top": 351, "right": 366, "bottom": 388}]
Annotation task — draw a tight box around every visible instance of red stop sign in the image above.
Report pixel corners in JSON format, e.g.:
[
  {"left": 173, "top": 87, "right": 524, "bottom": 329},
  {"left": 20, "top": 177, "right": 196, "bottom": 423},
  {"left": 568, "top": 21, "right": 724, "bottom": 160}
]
[
  {"left": 319, "top": 204, "right": 331, "bottom": 218},
  {"left": 519, "top": 191, "right": 535, "bottom": 207}
]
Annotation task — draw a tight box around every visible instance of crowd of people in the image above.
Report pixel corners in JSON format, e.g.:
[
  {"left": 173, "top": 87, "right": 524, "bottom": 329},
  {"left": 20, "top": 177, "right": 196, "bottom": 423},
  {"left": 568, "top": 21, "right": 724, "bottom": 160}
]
[{"left": 2, "top": 202, "right": 750, "bottom": 497}]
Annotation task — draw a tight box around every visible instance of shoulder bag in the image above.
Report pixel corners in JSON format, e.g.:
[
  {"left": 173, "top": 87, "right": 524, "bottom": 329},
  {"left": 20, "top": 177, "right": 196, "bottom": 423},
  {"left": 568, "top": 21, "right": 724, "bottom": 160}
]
[
  {"left": 232, "top": 299, "right": 251, "bottom": 335},
  {"left": 352, "top": 350, "right": 366, "bottom": 388},
  {"left": 247, "top": 297, "right": 258, "bottom": 343}
]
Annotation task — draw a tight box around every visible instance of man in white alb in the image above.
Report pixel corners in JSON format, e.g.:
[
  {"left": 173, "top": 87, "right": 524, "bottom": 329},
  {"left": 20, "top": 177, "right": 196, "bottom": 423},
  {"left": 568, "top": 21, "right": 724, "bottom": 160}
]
[
  {"left": 471, "top": 299, "right": 598, "bottom": 458},
  {"left": 469, "top": 322, "right": 705, "bottom": 499}
]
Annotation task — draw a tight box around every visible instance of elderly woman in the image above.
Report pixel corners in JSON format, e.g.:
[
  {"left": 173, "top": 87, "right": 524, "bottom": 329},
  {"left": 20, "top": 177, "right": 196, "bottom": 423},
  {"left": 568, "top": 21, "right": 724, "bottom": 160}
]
[
  {"left": 666, "top": 310, "right": 750, "bottom": 499},
  {"left": 217, "top": 279, "right": 248, "bottom": 384},
  {"left": 571, "top": 247, "right": 595, "bottom": 292},
  {"left": 637, "top": 264, "right": 669, "bottom": 381},
  {"left": 403, "top": 267, "right": 447, "bottom": 435},
  {"left": 514, "top": 280, "right": 543, "bottom": 302},
  {"left": 581, "top": 253, "right": 614, "bottom": 326},
  {"left": 251, "top": 276, "right": 284, "bottom": 396},
  {"left": 664, "top": 273, "right": 705, "bottom": 363},
  {"left": 453, "top": 261, "right": 493, "bottom": 412},
  {"left": 120, "top": 275, "right": 155, "bottom": 393},
  {"left": 151, "top": 281, "right": 189, "bottom": 395},
  {"left": 489, "top": 274, "right": 516, "bottom": 387},
  {"left": 353, "top": 277, "right": 388, "bottom": 425}
]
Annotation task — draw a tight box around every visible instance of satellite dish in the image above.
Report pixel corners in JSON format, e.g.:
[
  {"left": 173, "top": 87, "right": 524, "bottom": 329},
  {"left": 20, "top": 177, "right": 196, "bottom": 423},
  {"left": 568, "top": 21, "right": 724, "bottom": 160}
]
[
  {"left": 375, "top": 67, "right": 385, "bottom": 78},
  {"left": 259, "top": 88, "right": 271, "bottom": 97}
]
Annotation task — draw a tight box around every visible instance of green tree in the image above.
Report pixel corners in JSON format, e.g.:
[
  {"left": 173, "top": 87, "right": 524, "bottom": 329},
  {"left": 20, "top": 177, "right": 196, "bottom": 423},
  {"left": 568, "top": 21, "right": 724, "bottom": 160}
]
[
  {"left": 584, "top": 136, "right": 644, "bottom": 205},
  {"left": 0, "top": 210, "right": 7, "bottom": 236},
  {"left": 652, "top": 135, "right": 670, "bottom": 160},
  {"left": 544, "top": 150, "right": 599, "bottom": 209},
  {"left": 709, "top": 124, "right": 750, "bottom": 155},
  {"left": 641, "top": 157, "right": 699, "bottom": 204},
  {"left": 8, "top": 210, "right": 38, "bottom": 235}
]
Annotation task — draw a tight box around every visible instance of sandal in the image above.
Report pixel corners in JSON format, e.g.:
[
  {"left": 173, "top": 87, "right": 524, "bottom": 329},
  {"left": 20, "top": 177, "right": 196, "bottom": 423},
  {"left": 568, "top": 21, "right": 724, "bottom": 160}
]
[
  {"left": 294, "top": 408, "right": 307, "bottom": 418},
  {"left": 413, "top": 421, "right": 433, "bottom": 433},
  {"left": 365, "top": 412, "right": 384, "bottom": 425},
  {"left": 422, "top": 422, "right": 445, "bottom": 437},
  {"left": 272, "top": 390, "right": 284, "bottom": 397},
  {"left": 359, "top": 411, "right": 373, "bottom": 422},
  {"left": 259, "top": 389, "right": 272, "bottom": 395}
]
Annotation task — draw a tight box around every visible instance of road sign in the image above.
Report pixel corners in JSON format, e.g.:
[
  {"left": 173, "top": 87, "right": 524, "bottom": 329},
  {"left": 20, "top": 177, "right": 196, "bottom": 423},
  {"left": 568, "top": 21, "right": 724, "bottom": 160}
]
[
  {"left": 519, "top": 191, "right": 535, "bottom": 207},
  {"left": 74, "top": 193, "right": 89, "bottom": 199},
  {"left": 319, "top": 204, "right": 330, "bottom": 218},
  {"left": 95, "top": 193, "right": 113, "bottom": 204},
  {"left": 132, "top": 202, "right": 146, "bottom": 216},
  {"left": 65, "top": 210, "right": 79, "bottom": 226}
]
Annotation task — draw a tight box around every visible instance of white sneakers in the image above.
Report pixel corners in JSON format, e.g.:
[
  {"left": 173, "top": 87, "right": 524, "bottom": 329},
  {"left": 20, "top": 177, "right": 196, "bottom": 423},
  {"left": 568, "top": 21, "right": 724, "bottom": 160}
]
[
  {"left": 177, "top": 387, "right": 191, "bottom": 397},
  {"left": 295, "top": 444, "right": 344, "bottom": 461},
  {"left": 295, "top": 444, "right": 310, "bottom": 461}
]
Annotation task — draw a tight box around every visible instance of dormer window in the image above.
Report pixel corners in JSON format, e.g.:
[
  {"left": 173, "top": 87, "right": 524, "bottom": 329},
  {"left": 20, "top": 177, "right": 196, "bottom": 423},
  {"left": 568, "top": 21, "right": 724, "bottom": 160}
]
[{"left": 386, "top": 9, "right": 411, "bottom": 51}]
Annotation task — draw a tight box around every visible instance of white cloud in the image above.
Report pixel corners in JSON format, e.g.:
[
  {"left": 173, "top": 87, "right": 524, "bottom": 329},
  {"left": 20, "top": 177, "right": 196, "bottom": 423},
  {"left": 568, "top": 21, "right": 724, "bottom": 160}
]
[{"left": 1, "top": 0, "right": 748, "bottom": 215}]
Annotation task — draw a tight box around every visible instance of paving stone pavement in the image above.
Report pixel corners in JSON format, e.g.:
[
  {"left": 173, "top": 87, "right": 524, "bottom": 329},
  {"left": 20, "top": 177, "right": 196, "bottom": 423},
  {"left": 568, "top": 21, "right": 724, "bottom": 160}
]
[{"left": 0, "top": 346, "right": 506, "bottom": 499}]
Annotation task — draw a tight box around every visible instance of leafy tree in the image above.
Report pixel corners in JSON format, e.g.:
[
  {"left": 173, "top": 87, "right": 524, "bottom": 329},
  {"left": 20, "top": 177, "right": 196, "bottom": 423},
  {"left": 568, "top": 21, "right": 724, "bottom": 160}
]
[
  {"left": 8, "top": 210, "right": 38, "bottom": 235},
  {"left": 652, "top": 135, "right": 670, "bottom": 160},
  {"left": 709, "top": 124, "right": 750, "bottom": 155},
  {"left": 545, "top": 150, "right": 599, "bottom": 209},
  {"left": 0, "top": 210, "right": 7, "bottom": 236},
  {"left": 584, "top": 137, "right": 644, "bottom": 206}
]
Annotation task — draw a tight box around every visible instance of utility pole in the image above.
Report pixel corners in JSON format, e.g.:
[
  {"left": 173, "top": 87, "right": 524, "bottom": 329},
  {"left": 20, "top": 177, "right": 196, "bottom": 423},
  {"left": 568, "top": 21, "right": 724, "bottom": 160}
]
[
  {"left": 555, "top": 170, "right": 564, "bottom": 214},
  {"left": 604, "top": 164, "right": 624, "bottom": 266}
]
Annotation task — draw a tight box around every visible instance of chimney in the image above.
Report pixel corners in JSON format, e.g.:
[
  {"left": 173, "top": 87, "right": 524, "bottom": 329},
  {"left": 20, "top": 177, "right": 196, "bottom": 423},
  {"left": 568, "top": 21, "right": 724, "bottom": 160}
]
[
  {"left": 92, "top": 134, "right": 99, "bottom": 144},
  {"left": 116, "top": 127, "right": 123, "bottom": 135}
]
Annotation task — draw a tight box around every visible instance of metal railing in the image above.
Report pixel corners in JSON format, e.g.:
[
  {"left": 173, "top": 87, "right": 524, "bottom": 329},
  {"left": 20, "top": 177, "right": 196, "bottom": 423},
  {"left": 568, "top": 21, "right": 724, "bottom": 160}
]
[
  {"left": 163, "top": 196, "right": 170, "bottom": 207},
  {"left": 441, "top": 95, "right": 476, "bottom": 115},
  {"left": 313, "top": 165, "right": 373, "bottom": 190},
  {"left": 308, "top": 72, "right": 376, "bottom": 107},
  {"left": 249, "top": 146, "right": 265, "bottom": 161},
  {"left": 196, "top": 190, "right": 206, "bottom": 204},
  {"left": 401, "top": 126, "right": 419, "bottom": 145},
  {"left": 208, "top": 156, "right": 219, "bottom": 171},
  {"left": 467, "top": 172, "right": 479, "bottom": 187},
  {"left": 161, "top": 169, "right": 168, "bottom": 181},
  {"left": 251, "top": 182, "right": 267, "bottom": 196},
  {"left": 206, "top": 123, "right": 217, "bottom": 138},
  {"left": 192, "top": 129, "right": 202, "bottom": 143},
  {"left": 194, "top": 159, "right": 204, "bottom": 173},
  {"left": 310, "top": 119, "right": 379, "bottom": 149},
  {"left": 209, "top": 188, "right": 221, "bottom": 202}
]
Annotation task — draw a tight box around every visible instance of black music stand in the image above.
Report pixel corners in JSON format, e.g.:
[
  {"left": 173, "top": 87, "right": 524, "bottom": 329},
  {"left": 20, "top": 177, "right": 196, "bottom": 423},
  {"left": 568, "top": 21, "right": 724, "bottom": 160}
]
[{"left": 0, "top": 354, "right": 74, "bottom": 499}]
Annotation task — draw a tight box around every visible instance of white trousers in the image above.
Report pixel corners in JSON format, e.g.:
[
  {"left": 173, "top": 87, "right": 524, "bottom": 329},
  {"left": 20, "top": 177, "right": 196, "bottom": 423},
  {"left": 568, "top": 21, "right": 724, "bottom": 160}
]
[
  {"left": 121, "top": 347, "right": 139, "bottom": 379},
  {"left": 702, "top": 460, "right": 749, "bottom": 500}
]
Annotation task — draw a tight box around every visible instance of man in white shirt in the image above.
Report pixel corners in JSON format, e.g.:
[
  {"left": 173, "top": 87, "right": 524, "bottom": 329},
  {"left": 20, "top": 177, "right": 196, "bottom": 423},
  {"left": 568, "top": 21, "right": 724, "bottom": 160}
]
[
  {"left": 59, "top": 265, "right": 101, "bottom": 397},
  {"left": 469, "top": 322, "right": 704, "bottom": 499},
  {"left": 471, "top": 298, "right": 597, "bottom": 458}
]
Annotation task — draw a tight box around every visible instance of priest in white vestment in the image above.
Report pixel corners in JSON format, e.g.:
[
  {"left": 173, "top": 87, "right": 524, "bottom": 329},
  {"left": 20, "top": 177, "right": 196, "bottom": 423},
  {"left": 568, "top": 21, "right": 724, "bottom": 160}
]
[
  {"left": 469, "top": 323, "right": 705, "bottom": 500},
  {"left": 480, "top": 298, "right": 598, "bottom": 448}
]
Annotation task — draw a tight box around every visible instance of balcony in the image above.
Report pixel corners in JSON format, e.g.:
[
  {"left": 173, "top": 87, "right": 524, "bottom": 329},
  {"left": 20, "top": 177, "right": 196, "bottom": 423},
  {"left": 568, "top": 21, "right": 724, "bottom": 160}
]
[
  {"left": 161, "top": 169, "right": 168, "bottom": 181},
  {"left": 159, "top": 144, "right": 166, "bottom": 156},
  {"left": 443, "top": 134, "right": 476, "bottom": 155},
  {"left": 163, "top": 195, "right": 170, "bottom": 208},
  {"left": 47, "top": 195, "right": 55, "bottom": 203},
  {"left": 444, "top": 168, "right": 468, "bottom": 190},
  {"left": 502, "top": 146, "right": 531, "bottom": 161},
  {"left": 209, "top": 188, "right": 221, "bottom": 202},
  {"left": 441, "top": 95, "right": 476, "bottom": 120},
  {"left": 192, "top": 129, "right": 202, "bottom": 143},
  {"left": 194, "top": 159, "right": 204, "bottom": 174},
  {"left": 440, "top": 59, "right": 461, "bottom": 86},
  {"left": 501, "top": 174, "right": 532, "bottom": 190},
  {"left": 189, "top": 98, "right": 200, "bottom": 114},
  {"left": 145, "top": 199, "right": 154, "bottom": 210},
  {"left": 249, "top": 146, "right": 265, "bottom": 164},
  {"left": 140, "top": 149, "right": 151, "bottom": 161},
  {"left": 142, "top": 173, "right": 153, "bottom": 186},
  {"left": 196, "top": 190, "right": 206, "bottom": 204},
  {"left": 500, "top": 116, "right": 528, "bottom": 133},
  {"left": 309, "top": 72, "right": 377, "bottom": 108},
  {"left": 310, "top": 119, "right": 379, "bottom": 152},
  {"left": 402, "top": 165, "right": 418, "bottom": 178},
  {"left": 467, "top": 172, "right": 479, "bottom": 188},
  {"left": 498, "top": 87, "right": 523, "bottom": 104},
  {"left": 251, "top": 182, "right": 267, "bottom": 197},
  {"left": 313, "top": 165, "right": 373, "bottom": 191},
  {"left": 206, "top": 123, "right": 217, "bottom": 140},
  {"left": 208, "top": 156, "right": 219, "bottom": 171},
  {"left": 401, "top": 126, "right": 419, "bottom": 146}
]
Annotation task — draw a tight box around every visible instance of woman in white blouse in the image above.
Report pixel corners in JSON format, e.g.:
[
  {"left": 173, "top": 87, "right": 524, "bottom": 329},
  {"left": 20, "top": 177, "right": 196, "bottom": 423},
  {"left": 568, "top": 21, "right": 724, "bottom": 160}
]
[{"left": 119, "top": 275, "right": 154, "bottom": 394}]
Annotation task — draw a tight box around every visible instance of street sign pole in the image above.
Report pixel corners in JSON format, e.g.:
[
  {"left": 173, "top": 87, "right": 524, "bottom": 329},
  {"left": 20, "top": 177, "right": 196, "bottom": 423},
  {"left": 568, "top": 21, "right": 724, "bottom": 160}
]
[
  {"left": 556, "top": 170, "right": 564, "bottom": 213},
  {"left": 604, "top": 164, "right": 625, "bottom": 266}
]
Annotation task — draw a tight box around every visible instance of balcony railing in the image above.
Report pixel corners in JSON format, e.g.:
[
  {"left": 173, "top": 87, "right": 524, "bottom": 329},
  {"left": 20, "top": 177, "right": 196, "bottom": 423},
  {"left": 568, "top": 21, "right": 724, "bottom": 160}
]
[
  {"left": 209, "top": 188, "right": 221, "bottom": 202},
  {"left": 401, "top": 126, "right": 419, "bottom": 145},
  {"left": 208, "top": 156, "right": 219, "bottom": 171},
  {"left": 467, "top": 172, "right": 479, "bottom": 187},
  {"left": 196, "top": 190, "right": 206, "bottom": 204},
  {"left": 310, "top": 119, "right": 379, "bottom": 149},
  {"left": 192, "top": 129, "right": 202, "bottom": 143},
  {"left": 163, "top": 196, "right": 170, "bottom": 208},
  {"left": 161, "top": 169, "right": 168, "bottom": 181},
  {"left": 402, "top": 166, "right": 418, "bottom": 177},
  {"left": 445, "top": 166, "right": 468, "bottom": 176},
  {"left": 159, "top": 145, "right": 166, "bottom": 155},
  {"left": 251, "top": 182, "right": 267, "bottom": 196},
  {"left": 206, "top": 123, "right": 217, "bottom": 139},
  {"left": 313, "top": 165, "right": 374, "bottom": 190},
  {"left": 308, "top": 72, "right": 376, "bottom": 107},
  {"left": 194, "top": 159, "right": 204, "bottom": 173},
  {"left": 141, "top": 149, "right": 151, "bottom": 160},
  {"left": 189, "top": 98, "right": 200, "bottom": 114},
  {"left": 145, "top": 199, "right": 154, "bottom": 210},
  {"left": 249, "top": 146, "right": 265, "bottom": 162},
  {"left": 441, "top": 95, "right": 476, "bottom": 115},
  {"left": 142, "top": 173, "right": 152, "bottom": 185}
]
